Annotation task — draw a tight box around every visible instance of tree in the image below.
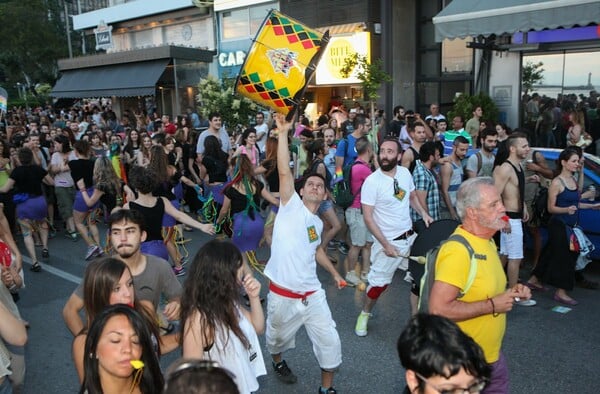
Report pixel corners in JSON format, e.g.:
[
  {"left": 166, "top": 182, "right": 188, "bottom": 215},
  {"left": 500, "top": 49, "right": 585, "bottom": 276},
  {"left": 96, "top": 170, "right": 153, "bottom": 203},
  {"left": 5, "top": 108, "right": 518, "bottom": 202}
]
[
  {"left": 447, "top": 92, "right": 499, "bottom": 125},
  {"left": 196, "top": 76, "right": 259, "bottom": 133},
  {"left": 522, "top": 60, "right": 544, "bottom": 95},
  {"left": 339, "top": 53, "right": 392, "bottom": 122},
  {"left": 0, "top": 0, "right": 68, "bottom": 90}
]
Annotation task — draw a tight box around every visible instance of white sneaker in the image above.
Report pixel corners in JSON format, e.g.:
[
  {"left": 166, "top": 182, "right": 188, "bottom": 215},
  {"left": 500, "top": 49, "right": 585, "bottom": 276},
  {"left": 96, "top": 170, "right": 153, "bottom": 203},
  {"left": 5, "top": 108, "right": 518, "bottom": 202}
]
[
  {"left": 403, "top": 270, "right": 414, "bottom": 283},
  {"left": 345, "top": 271, "right": 361, "bottom": 287},
  {"left": 516, "top": 299, "right": 537, "bottom": 307}
]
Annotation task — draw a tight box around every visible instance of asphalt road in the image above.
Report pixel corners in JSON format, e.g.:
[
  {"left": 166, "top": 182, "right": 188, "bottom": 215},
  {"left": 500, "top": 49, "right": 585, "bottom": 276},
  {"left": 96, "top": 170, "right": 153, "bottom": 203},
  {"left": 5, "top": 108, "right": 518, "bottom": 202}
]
[{"left": 14, "top": 220, "right": 600, "bottom": 393}]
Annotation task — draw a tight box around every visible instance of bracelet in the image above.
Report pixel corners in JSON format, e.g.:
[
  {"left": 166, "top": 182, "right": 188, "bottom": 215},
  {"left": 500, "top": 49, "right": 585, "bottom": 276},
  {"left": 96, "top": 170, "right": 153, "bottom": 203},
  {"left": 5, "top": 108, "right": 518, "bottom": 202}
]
[{"left": 488, "top": 297, "right": 499, "bottom": 318}]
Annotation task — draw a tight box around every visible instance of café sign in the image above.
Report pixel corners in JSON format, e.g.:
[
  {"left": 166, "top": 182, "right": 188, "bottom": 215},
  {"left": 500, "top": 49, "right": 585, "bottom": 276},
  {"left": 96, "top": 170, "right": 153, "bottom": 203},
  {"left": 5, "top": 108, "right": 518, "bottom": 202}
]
[{"left": 94, "top": 20, "right": 113, "bottom": 51}]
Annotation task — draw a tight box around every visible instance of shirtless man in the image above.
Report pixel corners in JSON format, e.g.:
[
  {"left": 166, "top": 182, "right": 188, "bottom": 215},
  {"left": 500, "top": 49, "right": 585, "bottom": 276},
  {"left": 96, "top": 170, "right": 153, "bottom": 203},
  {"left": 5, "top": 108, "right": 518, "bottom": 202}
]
[{"left": 493, "top": 132, "right": 537, "bottom": 307}]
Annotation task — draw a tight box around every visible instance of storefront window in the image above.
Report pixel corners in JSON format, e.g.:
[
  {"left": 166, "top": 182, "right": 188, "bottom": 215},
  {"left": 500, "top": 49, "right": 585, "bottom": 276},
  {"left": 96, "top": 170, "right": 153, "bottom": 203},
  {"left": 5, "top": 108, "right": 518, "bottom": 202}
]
[
  {"left": 524, "top": 51, "right": 600, "bottom": 102},
  {"left": 441, "top": 37, "right": 472, "bottom": 74}
]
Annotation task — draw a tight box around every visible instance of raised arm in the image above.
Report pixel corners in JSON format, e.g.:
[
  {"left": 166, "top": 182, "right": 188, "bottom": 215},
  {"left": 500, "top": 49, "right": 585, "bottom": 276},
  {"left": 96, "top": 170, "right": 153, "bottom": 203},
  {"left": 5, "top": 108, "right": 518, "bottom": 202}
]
[{"left": 275, "top": 113, "right": 295, "bottom": 205}]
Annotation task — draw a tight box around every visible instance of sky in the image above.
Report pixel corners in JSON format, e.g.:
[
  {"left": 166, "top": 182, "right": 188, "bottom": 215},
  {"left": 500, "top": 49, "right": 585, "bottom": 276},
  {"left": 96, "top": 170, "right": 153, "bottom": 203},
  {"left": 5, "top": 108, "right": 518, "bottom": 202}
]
[{"left": 524, "top": 51, "right": 600, "bottom": 88}]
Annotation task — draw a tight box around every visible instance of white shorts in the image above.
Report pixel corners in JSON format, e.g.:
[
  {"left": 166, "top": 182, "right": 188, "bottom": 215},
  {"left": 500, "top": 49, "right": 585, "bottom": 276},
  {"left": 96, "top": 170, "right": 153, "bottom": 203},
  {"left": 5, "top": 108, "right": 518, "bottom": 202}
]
[
  {"left": 265, "top": 288, "right": 342, "bottom": 370},
  {"left": 345, "top": 208, "right": 373, "bottom": 247},
  {"left": 500, "top": 218, "right": 524, "bottom": 259},
  {"left": 368, "top": 233, "right": 416, "bottom": 287}
]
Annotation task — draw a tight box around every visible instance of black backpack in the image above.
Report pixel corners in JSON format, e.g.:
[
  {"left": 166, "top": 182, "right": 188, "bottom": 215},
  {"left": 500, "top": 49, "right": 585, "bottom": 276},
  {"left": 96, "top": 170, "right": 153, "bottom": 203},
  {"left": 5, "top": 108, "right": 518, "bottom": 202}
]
[{"left": 532, "top": 186, "right": 551, "bottom": 226}]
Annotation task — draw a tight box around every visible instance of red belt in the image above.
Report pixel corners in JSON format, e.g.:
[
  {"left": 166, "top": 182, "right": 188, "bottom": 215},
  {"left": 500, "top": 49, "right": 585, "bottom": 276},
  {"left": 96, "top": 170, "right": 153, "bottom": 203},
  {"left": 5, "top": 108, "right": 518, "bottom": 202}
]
[{"left": 269, "top": 282, "right": 316, "bottom": 303}]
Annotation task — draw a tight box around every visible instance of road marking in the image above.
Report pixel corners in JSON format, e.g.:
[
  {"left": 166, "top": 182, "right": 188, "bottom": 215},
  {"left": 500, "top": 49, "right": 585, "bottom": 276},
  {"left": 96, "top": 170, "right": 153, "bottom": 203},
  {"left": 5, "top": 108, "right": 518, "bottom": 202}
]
[{"left": 22, "top": 256, "right": 82, "bottom": 285}]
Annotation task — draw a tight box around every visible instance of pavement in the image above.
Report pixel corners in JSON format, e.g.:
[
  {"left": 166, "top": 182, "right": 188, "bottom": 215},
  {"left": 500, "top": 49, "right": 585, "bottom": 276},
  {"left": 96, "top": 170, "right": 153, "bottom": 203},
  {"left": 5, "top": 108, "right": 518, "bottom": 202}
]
[{"left": 14, "top": 219, "right": 600, "bottom": 393}]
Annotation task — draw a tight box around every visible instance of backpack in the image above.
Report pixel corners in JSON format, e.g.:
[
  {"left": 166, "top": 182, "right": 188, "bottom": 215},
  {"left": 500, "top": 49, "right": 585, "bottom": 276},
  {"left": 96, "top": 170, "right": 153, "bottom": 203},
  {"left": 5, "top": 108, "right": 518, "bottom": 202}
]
[
  {"left": 530, "top": 150, "right": 551, "bottom": 226},
  {"left": 417, "top": 234, "right": 478, "bottom": 313},
  {"left": 531, "top": 186, "right": 551, "bottom": 226},
  {"left": 332, "top": 160, "right": 358, "bottom": 210}
]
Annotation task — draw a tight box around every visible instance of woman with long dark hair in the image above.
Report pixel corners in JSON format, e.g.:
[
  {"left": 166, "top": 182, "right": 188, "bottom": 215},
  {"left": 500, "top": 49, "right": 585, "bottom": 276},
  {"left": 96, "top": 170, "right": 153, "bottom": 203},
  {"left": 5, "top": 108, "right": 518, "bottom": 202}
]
[
  {"left": 72, "top": 257, "right": 177, "bottom": 382},
  {"left": 148, "top": 145, "right": 199, "bottom": 273},
  {"left": 216, "top": 155, "right": 278, "bottom": 270},
  {"left": 527, "top": 147, "right": 600, "bottom": 305},
  {"left": 181, "top": 239, "right": 265, "bottom": 394},
  {"left": 79, "top": 304, "right": 164, "bottom": 394},
  {"left": 234, "top": 128, "right": 259, "bottom": 168},
  {"left": 71, "top": 140, "right": 104, "bottom": 261},
  {"left": 254, "top": 137, "right": 280, "bottom": 246},
  {"left": 198, "top": 135, "right": 230, "bottom": 224}
]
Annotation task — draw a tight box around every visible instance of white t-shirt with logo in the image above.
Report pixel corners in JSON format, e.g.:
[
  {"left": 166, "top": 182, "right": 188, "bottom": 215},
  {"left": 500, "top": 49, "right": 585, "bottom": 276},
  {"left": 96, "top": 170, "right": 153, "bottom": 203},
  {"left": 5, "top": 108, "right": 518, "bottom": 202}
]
[
  {"left": 265, "top": 192, "right": 323, "bottom": 292},
  {"left": 361, "top": 166, "right": 415, "bottom": 239}
]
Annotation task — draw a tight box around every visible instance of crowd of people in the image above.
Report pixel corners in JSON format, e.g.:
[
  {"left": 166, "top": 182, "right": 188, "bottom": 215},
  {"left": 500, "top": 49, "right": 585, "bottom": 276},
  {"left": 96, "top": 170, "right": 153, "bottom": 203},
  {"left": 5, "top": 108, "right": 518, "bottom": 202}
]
[{"left": 0, "top": 93, "right": 598, "bottom": 393}]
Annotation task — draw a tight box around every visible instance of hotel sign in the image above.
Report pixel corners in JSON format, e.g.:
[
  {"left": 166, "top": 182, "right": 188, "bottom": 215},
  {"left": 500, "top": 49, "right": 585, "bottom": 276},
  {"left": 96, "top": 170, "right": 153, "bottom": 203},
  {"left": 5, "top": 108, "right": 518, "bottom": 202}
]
[{"left": 94, "top": 20, "right": 113, "bottom": 51}]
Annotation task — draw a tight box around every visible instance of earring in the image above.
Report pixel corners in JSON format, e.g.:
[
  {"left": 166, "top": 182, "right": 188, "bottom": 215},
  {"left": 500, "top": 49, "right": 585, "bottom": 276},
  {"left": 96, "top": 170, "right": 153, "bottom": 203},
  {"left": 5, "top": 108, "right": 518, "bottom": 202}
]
[{"left": 88, "top": 352, "right": 94, "bottom": 359}]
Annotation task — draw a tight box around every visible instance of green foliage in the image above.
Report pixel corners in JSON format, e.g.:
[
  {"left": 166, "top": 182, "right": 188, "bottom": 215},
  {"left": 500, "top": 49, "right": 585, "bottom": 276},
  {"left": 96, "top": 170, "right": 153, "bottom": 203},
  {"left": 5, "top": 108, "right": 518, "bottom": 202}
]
[
  {"left": 339, "top": 53, "right": 392, "bottom": 102},
  {"left": 447, "top": 92, "right": 499, "bottom": 124},
  {"left": 522, "top": 61, "right": 544, "bottom": 95},
  {"left": 196, "top": 76, "right": 259, "bottom": 133},
  {"left": 7, "top": 94, "right": 46, "bottom": 109},
  {"left": 0, "top": 0, "right": 67, "bottom": 87}
]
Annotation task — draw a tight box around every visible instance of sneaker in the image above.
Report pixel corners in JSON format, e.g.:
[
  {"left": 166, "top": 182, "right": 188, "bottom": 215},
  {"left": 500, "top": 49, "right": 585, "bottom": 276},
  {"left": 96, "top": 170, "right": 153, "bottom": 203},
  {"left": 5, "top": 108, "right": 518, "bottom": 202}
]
[
  {"left": 403, "top": 270, "right": 414, "bottom": 283},
  {"left": 94, "top": 247, "right": 104, "bottom": 258},
  {"left": 327, "top": 240, "right": 339, "bottom": 250},
  {"left": 173, "top": 266, "right": 186, "bottom": 277},
  {"left": 85, "top": 245, "right": 100, "bottom": 261},
  {"left": 361, "top": 271, "right": 369, "bottom": 282},
  {"left": 515, "top": 299, "right": 537, "bottom": 307},
  {"left": 319, "top": 387, "right": 337, "bottom": 394},
  {"left": 355, "top": 311, "right": 371, "bottom": 337},
  {"left": 41, "top": 248, "right": 49, "bottom": 259},
  {"left": 273, "top": 360, "right": 297, "bottom": 384},
  {"left": 65, "top": 231, "right": 78, "bottom": 242},
  {"left": 337, "top": 242, "right": 349, "bottom": 254},
  {"left": 345, "top": 271, "right": 361, "bottom": 287}
]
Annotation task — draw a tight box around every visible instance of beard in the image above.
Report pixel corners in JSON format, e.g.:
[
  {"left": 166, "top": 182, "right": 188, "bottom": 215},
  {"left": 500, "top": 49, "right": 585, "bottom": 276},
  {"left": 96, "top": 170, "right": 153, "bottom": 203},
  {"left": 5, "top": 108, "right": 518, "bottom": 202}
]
[
  {"left": 116, "top": 244, "right": 140, "bottom": 259},
  {"left": 378, "top": 156, "right": 398, "bottom": 171}
]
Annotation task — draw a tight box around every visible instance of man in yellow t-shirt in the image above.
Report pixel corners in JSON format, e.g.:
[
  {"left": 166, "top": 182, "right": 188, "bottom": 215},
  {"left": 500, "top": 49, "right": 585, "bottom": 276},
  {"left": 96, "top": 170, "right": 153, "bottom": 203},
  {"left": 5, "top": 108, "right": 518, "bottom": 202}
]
[{"left": 429, "top": 177, "right": 532, "bottom": 394}]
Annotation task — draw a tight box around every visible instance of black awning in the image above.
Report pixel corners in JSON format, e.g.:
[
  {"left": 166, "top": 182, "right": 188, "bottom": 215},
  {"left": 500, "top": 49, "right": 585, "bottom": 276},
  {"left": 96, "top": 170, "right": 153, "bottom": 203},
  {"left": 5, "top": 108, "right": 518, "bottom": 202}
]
[{"left": 51, "top": 59, "right": 170, "bottom": 98}]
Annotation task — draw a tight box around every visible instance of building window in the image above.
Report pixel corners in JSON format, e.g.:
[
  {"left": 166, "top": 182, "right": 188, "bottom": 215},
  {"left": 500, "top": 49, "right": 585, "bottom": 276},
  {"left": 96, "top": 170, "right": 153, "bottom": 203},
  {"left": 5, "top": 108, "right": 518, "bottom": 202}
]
[
  {"left": 442, "top": 37, "right": 473, "bottom": 74},
  {"left": 222, "top": 9, "right": 249, "bottom": 40},
  {"left": 221, "top": 2, "right": 278, "bottom": 41},
  {"left": 416, "top": 0, "right": 474, "bottom": 114}
]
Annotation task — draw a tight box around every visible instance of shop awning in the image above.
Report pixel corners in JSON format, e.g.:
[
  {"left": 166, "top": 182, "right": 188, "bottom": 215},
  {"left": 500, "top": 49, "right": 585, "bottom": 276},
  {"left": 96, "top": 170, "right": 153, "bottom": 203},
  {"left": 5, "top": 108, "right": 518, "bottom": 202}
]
[
  {"left": 51, "top": 59, "right": 169, "bottom": 98},
  {"left": 433, "top": 0, "right": 600, "bottom": 42}
]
